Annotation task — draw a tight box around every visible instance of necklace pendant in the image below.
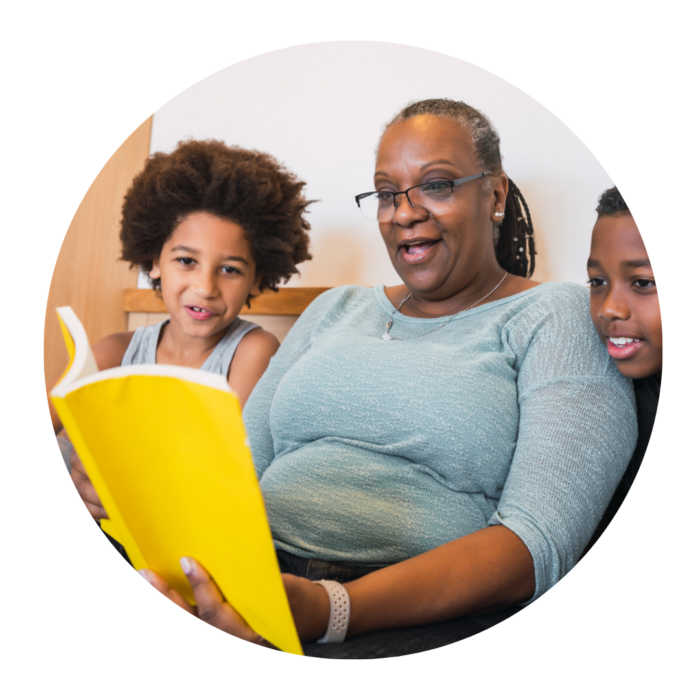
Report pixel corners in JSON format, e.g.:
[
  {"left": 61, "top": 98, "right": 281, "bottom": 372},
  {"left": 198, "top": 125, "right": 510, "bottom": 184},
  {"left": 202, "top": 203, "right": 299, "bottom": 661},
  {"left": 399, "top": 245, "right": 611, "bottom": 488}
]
[{"left": 382, "top": 331, "right": 393, "bottom": 341}]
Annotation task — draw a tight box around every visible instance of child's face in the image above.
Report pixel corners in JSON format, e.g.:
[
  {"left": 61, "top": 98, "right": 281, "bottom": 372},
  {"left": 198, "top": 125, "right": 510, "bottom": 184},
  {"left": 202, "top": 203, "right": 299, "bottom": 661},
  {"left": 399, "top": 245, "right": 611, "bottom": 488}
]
[
  {"left": 150, "top": 212, "right": 261, "bottom": 341},
  {"left": 587, "top": 214, "right": 662, "bottom": 379}
]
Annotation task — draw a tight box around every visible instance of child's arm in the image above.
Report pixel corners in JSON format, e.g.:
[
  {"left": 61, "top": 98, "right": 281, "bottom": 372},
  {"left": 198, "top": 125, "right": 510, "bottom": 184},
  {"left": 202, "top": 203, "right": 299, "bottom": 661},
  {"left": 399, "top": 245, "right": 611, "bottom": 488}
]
[
  {"left": 226, "top": 328, "right": 280, "bottom": 407},
  {"left": 48, "top": 393, "right": 64, "bottom": 434},
  {"left": 49, "top": 332, "right": 134, "bottom": 434},
  {"left": 53, "top": 331, "right": 134, "bottom": 519}
]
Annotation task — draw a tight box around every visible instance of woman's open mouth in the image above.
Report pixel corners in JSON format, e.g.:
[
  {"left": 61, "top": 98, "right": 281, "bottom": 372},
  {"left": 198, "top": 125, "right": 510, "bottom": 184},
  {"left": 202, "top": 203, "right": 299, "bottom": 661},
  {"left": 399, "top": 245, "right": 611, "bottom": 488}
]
[
  {"left": 399, "top": 239, "right": 440, "bottom": 264},
  {"left": 606, "top": 336, "right": 645, "bottom": 360}
]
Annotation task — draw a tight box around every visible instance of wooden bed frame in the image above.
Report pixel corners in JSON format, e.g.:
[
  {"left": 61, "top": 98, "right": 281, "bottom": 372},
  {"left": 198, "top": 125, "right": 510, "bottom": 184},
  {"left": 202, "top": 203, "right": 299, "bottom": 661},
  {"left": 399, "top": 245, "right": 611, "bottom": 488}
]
[
  {"left": 124, "top": 287, "right": 331, "bottom": 342},
  {"left": 124, "top": 287, "right": 330, "bottom": 316}
]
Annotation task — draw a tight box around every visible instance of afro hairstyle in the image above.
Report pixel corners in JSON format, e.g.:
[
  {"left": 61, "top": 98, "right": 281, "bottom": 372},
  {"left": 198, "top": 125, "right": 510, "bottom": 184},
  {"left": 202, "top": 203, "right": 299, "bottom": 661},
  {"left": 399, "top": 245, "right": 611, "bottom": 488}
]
[{"left": 120, "top": 139, "right": 313, "bottom": 293}]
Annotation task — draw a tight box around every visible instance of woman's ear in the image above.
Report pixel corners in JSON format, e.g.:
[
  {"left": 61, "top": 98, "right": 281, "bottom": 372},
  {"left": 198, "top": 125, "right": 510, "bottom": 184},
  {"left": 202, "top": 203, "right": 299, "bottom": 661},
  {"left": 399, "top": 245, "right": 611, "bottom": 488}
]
[{"left": 491, "top": 173, "right": 509, "bottom": 222}]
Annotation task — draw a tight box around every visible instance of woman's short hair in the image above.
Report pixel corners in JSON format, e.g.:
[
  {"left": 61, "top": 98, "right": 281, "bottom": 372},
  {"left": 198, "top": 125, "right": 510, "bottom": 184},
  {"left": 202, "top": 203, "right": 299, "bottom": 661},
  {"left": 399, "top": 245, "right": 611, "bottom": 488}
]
[
  {"left": 120, "top": 139, "right": 313, "bottom": 292},
  {"left": 385, "top": 98, "right": 536, "bottom": 278}
]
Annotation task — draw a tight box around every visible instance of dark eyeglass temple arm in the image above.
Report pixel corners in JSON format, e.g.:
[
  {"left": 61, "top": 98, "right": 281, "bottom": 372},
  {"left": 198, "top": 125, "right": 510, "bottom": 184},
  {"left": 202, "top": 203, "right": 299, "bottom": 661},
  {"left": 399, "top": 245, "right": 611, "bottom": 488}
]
[{"left": 354, "top": 171, "right": 491, "bottom": 207}]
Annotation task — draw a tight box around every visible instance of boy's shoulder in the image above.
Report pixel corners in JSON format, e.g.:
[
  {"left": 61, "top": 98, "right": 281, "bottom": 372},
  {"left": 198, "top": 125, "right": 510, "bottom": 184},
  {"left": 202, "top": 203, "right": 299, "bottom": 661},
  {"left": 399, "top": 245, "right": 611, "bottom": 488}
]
[
  {"left": 234, "top": 326, "right": 280, "bottom": 358},
  {"left": 92, "top": 331, "right": 135, "bottom": 371}
]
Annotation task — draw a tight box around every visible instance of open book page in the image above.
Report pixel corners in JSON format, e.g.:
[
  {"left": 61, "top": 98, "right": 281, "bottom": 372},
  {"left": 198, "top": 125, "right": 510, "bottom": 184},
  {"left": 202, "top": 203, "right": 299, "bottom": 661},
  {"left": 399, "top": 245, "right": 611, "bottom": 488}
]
[
  {"left": 51, "top": 306, "right": 121, "bottom": 542},
  {"left": 49, "top": 308, "right": 302, "bottom": 655},
  {"left": 53, "top": 307, "right": 99, "bottom": 394}
]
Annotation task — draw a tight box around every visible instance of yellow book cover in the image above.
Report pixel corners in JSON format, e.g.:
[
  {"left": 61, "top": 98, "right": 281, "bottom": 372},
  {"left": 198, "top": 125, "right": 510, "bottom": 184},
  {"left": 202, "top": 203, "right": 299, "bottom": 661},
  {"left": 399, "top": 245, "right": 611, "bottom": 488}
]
[{"left": 50, "top": 307, "right": 302, "bottom": 655}]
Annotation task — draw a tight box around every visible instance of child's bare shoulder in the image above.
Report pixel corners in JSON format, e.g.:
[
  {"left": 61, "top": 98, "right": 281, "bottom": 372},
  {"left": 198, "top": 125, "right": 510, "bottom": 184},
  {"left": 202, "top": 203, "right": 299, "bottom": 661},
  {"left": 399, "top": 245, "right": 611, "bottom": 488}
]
[
  {"left": 227, "top": 328, "right": 280, "bottom": 405},
  {"left": 229, "top": 328, "right": 280, "bottom": 379},
  {"left": 235, "top": 327, "right": 280, "bottom": 361},
  {"left": 92, "top": 331, "right": 135, "bottom": 370}
]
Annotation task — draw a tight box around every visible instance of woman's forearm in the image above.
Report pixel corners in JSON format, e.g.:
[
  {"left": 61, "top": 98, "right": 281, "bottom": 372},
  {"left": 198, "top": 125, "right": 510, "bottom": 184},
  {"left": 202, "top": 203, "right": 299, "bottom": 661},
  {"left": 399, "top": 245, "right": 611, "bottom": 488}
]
[{"left": 342, "top": 524, "right": 535, "bottom": 637}]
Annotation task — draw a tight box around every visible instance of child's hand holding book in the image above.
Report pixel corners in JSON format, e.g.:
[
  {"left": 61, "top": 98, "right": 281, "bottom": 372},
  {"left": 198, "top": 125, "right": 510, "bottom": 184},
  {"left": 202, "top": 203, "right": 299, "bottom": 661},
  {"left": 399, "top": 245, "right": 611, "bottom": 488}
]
[{"left": 69, "top": 449, "right": 107, "bottom": 521}]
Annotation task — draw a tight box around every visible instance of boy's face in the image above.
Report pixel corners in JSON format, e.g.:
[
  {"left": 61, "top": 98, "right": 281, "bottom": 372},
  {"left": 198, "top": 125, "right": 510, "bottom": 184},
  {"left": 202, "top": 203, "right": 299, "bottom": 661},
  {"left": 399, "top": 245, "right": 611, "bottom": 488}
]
[
  {"left": 587, "top": 214, "right": 662, "bottom": 379},
  {"left": 150, "top": 212, "right": 261, "bottom": 341}
]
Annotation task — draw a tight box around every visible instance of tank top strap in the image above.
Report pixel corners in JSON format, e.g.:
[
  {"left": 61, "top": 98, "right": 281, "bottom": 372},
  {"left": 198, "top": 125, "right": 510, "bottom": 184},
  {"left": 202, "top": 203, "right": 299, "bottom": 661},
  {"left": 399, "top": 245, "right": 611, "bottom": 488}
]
[
  {"left": 200, "top": 317, "right": 261, "bottom": 377},
  {"left": 121, "top": 319, "right": 168, "bottom": 367}
]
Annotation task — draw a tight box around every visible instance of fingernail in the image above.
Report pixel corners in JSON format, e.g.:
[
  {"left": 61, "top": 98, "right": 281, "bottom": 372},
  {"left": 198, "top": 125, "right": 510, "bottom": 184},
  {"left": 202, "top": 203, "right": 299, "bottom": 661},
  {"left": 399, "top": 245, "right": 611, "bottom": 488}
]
[
  {"left": 180, "top": 557, "right": 193, "bottom": 575},
  {"left": 139, "top": 569, "right": 153, "bottom": 583}
]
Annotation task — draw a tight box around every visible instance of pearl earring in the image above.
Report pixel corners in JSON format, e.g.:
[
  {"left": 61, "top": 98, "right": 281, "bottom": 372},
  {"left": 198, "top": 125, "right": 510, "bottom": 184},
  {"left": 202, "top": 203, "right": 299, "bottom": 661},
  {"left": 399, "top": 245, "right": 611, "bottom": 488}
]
[{"left": 494, "top": 212, "right": 505, "bottom": 218}]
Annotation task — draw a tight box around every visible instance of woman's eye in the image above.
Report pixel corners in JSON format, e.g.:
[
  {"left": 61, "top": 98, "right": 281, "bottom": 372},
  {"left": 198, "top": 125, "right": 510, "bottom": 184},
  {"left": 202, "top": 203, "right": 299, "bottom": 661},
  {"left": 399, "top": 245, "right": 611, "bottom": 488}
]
[
  {"left": 633, "top": 278, "right": 656, "bottom": 290},
  {"left": 421, "top": 181, "right": 451, "bottom": 192},
  {"left": 587, "top": 277, "right": 605, "bottom": 288},
  {"left": 376, "top": 191, "right": 395, "bottom": 202}
]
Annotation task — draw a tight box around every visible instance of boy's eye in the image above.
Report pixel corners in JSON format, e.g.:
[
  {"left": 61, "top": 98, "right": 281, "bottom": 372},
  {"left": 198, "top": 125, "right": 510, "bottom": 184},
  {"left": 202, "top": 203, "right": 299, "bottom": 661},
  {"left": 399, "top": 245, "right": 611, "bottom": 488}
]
[
  {"left": 221, "top": 265, "right": 241, "bottom": 275},
  {"left": 633, "top": 278, "right": 656, "bottom": 290},
  {"left": 587, "top": 277, "right": 606, "bottom": 288},
  {"left": 176, "top": 257, "right": 196, "bottom": 266}
]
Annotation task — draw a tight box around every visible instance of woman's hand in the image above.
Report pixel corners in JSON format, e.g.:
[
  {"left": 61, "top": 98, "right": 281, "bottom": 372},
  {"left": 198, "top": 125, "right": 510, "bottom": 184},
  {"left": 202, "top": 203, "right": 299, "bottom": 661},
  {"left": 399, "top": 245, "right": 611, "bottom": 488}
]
[
  {"left": 140, "top": 557, "right": 330, "bottom": 645},
  {"left": 70, "top": 450, "right": 108, "bottom": 520}
]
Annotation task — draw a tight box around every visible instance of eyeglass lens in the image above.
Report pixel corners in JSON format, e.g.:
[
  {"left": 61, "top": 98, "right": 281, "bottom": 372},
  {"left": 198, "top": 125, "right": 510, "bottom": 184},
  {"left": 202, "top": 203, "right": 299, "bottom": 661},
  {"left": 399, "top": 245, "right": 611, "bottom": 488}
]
[{"left": 358, "top": 181, "right": 455, "bottom": 222}]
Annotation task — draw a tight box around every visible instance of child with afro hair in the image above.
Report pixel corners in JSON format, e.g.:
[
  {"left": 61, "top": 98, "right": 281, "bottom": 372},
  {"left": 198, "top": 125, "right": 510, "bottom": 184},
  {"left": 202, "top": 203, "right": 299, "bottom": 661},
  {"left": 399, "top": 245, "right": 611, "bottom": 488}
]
[
  {"left": 55, "top": 139, "right": 313, "bottom": 535},
  {"left": 53, "top": 139, "right": 313, "bottom": 471}
]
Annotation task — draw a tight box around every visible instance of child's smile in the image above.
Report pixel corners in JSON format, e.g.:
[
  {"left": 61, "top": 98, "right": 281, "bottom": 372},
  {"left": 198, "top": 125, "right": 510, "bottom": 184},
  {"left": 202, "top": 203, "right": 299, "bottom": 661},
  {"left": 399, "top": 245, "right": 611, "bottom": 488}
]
[
  {"left": 587, "top": 214, "right": 661, "bottom": 379},
  {"left": 185, "top": 305, "right": 216, "bottom": 321},
  {"left": 605, "top": 336, "right": 646, "bottom": 361}
]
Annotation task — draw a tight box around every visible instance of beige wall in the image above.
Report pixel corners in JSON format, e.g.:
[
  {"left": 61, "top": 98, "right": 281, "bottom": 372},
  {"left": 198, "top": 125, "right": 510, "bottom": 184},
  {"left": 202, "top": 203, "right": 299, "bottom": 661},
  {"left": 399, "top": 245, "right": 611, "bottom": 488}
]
[
  {"left": 44, "top": 117, "right": 153, "bottom": 388},
  {"left": 149, "top": 42, "right": 614, "bottom": 290}
]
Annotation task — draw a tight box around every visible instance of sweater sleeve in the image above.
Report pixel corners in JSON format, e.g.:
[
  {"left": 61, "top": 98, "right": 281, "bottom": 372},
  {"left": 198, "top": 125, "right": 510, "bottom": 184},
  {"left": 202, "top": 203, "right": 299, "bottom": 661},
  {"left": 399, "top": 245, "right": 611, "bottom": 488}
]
[
  {"left": 242, "top": 286, "right": 354, "bottom": 479},
  {"left": 487, "top": 285, "right": 638, "bottom": 601}
]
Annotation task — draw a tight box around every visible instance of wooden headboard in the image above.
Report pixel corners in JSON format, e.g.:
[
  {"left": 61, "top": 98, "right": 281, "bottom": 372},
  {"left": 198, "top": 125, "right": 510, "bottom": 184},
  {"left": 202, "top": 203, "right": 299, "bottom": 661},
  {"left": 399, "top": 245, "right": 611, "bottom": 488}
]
[
  {"left": 124, "top": 287, "right": 331, "bottom": 342},
  {"left": 124, "top": 287, "right": 330, "bottom": 316}
]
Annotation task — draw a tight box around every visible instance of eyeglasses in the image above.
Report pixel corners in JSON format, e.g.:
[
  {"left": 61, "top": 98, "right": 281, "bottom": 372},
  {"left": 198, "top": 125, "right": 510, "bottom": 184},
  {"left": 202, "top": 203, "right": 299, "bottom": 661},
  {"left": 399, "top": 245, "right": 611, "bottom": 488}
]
[{"left": 355, "top": 171, "right": 491, "bottom": 222}]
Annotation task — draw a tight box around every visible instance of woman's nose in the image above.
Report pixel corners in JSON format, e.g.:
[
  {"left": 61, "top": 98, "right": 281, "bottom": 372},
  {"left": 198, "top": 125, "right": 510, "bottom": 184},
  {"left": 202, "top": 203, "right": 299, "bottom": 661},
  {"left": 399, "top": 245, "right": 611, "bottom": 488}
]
[
  {"left": 391, "top": 192, "right": 429, "bottom": 225},
  {"left": 598, "top": 287, "right": 630, "bottom": 322}
]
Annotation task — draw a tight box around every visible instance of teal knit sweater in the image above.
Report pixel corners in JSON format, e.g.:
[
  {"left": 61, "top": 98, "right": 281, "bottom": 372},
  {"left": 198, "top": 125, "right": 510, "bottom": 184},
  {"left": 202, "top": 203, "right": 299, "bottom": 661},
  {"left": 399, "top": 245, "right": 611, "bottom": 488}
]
[{"left": 243, "top": 283, "right": 637, "bottom": 600}]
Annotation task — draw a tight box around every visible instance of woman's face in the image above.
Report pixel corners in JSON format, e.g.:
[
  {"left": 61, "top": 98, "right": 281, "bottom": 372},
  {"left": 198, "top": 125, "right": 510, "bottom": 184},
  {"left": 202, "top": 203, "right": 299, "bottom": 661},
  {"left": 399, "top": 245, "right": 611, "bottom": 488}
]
[
  {"left": 375, "top": 115, "right": 505, "bottom": 300},
  {"left": 587, "top": 213, "right": 662, "bottom": 379}
]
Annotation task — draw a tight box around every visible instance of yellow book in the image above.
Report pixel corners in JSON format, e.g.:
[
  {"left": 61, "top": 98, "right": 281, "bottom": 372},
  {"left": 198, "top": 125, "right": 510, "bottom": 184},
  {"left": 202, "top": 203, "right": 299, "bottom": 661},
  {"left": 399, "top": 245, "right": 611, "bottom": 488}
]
[{"left": 50, "top": 307, "right": 302, "bottom": 655}]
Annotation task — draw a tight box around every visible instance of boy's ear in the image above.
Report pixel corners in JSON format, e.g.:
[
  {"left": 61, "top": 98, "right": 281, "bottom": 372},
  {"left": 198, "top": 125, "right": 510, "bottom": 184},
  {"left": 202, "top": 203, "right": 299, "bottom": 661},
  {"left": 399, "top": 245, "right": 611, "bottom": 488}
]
[
  {"left": 148, "top": 261, "right": 161, "bottom": 280},
  {"left": 249, "top": 275, "right": 263, "bottom": 298}
]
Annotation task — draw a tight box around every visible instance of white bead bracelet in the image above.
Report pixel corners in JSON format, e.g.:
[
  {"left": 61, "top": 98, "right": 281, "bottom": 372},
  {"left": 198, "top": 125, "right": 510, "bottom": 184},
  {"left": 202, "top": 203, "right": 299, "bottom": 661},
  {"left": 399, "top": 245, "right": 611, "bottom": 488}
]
[{"left": 314, "top": 579, "right": 351, "bottom": 643}]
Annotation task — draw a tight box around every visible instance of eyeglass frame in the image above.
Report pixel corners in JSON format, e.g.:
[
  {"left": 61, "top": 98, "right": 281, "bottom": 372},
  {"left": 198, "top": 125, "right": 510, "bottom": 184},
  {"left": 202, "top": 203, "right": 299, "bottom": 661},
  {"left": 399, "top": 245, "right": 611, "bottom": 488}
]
[{"left": 354, "top": 171, "right": 492, "bottom": 220}]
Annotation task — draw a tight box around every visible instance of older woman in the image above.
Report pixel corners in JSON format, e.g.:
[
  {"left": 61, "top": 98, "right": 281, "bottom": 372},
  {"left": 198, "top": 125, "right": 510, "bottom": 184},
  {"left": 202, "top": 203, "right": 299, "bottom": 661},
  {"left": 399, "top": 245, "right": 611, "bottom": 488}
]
[{"left": 132, "top": 99, "right": 637, "bottom": 657}]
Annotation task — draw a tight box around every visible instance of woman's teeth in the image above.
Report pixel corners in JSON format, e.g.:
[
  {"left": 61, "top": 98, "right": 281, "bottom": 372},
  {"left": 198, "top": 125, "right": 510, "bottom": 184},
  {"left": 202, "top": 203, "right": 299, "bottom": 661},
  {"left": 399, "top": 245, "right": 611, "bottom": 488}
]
[
  {"left": 610, "top": 337, "right": 641, "bottom": 347},
  {"left": 405, "top": 242, "right": 434, "bottom": 254}
]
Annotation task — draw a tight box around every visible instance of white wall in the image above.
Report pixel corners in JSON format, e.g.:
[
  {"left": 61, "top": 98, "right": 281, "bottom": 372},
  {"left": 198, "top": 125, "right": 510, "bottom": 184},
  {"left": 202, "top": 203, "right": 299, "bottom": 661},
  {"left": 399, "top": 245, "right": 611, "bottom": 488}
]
[{"left": 148, "top": 42, "right": 613, "bottom": 288}]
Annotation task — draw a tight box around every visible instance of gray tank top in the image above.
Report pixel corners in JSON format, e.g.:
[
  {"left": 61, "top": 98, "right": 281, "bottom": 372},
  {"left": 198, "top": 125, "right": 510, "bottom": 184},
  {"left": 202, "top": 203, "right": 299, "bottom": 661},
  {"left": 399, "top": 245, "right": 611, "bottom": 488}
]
[{"left": 121, "top": 317, "right": 260, "bottom": 377}]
